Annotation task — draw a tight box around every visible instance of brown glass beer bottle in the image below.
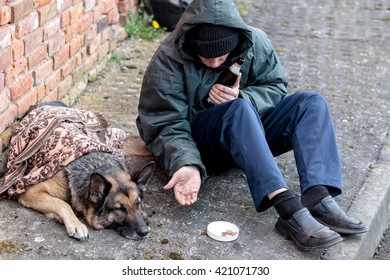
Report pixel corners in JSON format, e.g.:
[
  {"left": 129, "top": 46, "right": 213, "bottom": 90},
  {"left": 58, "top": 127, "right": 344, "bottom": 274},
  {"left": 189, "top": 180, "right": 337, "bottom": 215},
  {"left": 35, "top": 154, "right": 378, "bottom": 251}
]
[
  {"left": 203, "top": 57, "right": 244, "bottom": 108},
  {"left": 216, "top": 57, "right": 244, "bottom": 86}
]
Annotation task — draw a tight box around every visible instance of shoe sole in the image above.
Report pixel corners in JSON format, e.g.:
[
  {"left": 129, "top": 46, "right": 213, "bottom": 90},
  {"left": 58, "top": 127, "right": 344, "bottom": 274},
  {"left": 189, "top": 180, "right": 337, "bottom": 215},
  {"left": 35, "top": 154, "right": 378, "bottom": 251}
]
[
  {"left": 275, "top": 219, "right": 343, "bottom": 251},
  {"left": 315, "top": 219, "right": 369, "bottom": 235}
]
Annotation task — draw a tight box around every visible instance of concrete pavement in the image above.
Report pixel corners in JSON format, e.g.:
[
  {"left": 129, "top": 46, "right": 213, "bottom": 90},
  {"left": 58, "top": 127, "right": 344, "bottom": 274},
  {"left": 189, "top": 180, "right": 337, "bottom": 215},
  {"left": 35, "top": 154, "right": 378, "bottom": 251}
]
[{"left": 0, "top": 0, "right": 389, "bottom": 260}]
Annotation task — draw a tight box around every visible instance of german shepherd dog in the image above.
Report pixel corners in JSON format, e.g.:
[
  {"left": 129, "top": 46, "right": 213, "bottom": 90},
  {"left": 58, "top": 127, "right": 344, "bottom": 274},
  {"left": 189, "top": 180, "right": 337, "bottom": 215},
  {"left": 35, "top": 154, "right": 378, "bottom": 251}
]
[{"left": 2, "top": 102, "right": 154, "bottom": 241}]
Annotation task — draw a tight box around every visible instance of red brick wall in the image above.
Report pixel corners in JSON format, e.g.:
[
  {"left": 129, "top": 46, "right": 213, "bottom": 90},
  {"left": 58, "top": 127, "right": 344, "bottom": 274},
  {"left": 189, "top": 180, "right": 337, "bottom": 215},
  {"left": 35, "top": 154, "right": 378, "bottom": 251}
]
[{"left": 0, "top": 0, "right": 139, "bottom": 151}]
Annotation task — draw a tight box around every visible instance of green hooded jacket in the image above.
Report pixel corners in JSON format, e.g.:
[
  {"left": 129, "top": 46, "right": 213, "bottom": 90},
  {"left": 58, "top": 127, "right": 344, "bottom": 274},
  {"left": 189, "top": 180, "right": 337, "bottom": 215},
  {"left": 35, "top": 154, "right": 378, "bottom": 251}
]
[{"left": 136, "top": 0, "right": 288, "bottom": 180}]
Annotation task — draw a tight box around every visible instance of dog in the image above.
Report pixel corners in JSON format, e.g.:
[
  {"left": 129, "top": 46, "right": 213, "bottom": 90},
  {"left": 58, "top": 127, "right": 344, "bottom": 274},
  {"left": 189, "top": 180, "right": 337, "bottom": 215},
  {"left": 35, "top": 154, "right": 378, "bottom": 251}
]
[{"left": 0, "top": 101, "right": 154, "bottom": 241}]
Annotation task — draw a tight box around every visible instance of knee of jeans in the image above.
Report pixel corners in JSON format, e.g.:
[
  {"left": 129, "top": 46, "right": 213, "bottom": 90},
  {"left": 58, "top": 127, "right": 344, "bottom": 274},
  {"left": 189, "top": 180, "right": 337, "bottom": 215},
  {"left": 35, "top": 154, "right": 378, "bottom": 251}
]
[
  {"left": 299, "top": 91, "right": 325, "bottom": 100},
  {"left": 296, "top": 92, "right": 328, "bottom": 108},
  {"left": 223, "top": 99, "right": 262, "bottom": 132},
  {"left": 296, "top": 91, "right": 321, "bottom": 99},
  {"left": 228, "top": 98, "right": 254, "bottom": 113}
]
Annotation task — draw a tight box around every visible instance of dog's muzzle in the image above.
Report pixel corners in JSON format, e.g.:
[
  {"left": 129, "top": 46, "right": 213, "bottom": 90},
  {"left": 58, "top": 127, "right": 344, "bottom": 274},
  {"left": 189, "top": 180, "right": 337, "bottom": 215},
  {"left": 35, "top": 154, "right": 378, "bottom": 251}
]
[{"left": 117, "top": 225, "right": 149, "bottom": 240}]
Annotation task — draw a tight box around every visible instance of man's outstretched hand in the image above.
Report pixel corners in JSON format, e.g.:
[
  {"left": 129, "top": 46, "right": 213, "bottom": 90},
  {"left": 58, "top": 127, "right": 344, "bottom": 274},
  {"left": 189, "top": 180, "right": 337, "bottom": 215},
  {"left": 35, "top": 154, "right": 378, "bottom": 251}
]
[{"left": 163, "top": 165, "right": 201, "bottom": 205}]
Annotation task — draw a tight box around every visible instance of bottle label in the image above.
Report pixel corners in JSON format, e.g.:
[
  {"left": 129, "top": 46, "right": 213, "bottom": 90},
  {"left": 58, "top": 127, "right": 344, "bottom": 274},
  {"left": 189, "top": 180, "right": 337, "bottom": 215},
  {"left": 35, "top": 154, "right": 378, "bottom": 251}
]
[{"left": 229, "top": 63, "right": 240, "bottom": 75}]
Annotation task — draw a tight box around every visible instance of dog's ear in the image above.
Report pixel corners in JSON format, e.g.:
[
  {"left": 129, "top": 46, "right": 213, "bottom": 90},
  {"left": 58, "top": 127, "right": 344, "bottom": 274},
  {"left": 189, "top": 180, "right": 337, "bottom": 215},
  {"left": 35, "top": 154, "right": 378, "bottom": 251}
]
[
  {"left": 134, "top": 161, "right": 155, "bottom": 192},
  {"left": 89, "top": 173, "right": 111, "bottom": 205}
]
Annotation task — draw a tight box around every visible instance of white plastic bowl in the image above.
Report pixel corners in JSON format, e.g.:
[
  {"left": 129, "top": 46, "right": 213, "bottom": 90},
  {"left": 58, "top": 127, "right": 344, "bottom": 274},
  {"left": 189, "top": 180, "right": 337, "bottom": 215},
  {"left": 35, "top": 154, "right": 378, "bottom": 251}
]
[{"left": 207, "top": 221, "right": 239, "bottom": 242}]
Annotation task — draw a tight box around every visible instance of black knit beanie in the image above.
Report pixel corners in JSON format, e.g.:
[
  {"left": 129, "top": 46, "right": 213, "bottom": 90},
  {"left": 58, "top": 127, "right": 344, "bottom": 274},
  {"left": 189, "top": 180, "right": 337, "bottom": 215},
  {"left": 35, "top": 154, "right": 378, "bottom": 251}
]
[{"left": 187, "top": 24, "right": 239, "bottom": 58}]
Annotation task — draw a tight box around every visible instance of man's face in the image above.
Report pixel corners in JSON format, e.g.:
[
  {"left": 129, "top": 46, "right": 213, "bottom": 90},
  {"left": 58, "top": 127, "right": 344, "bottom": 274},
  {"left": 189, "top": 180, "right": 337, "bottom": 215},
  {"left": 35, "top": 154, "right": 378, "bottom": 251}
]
[{"left": 198, "top": 53, "right": 229, "bottom": 68}]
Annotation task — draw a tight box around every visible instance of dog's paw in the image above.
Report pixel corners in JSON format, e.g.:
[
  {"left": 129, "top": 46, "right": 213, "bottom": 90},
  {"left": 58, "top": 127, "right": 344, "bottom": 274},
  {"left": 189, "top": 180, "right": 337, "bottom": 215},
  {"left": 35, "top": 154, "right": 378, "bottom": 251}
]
[{"left": 66, "top": 223, "right": 89, "bottom": 241}]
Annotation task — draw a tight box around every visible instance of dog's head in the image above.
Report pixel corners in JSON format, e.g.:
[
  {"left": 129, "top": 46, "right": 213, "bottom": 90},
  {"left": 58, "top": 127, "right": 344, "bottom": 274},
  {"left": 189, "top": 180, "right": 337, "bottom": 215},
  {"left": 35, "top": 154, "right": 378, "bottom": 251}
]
[{"left": 84, "top": 161, "right": 154, "bottom": 240}]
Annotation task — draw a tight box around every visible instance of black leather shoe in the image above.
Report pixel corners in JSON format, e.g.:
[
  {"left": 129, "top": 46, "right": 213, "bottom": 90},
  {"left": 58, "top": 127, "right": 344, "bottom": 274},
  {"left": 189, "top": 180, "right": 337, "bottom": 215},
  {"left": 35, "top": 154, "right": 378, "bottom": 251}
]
[
  {"left": 275, "top": 208, "right": 343, "bottom": 250},
  {"left": 307, "top": 195, "right": 368, "bottom": 234}
]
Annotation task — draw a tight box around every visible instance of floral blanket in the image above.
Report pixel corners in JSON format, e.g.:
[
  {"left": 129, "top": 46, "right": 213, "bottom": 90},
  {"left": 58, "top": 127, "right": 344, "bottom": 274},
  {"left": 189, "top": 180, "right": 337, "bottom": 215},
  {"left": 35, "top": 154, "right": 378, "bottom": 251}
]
[{"left": 0, "top": 105, "right": 126, "bottom": 199}]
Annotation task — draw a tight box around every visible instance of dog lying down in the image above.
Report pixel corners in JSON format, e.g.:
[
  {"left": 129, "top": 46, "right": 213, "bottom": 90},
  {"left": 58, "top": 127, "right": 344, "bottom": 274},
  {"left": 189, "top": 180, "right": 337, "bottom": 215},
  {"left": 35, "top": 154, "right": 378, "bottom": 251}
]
[{"left": 0, "top": 101, "right": 154, "bottom": 241}]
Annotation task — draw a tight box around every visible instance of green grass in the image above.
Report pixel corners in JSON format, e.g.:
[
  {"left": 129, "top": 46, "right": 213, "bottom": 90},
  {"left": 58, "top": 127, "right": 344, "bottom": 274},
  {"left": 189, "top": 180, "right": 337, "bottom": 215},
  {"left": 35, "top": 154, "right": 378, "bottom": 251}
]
[
  {"left": 110, "top": 53, "right": 121, "bottom": 62},
  {"left": 123, "top": 1, "right": 166, "bottom": 41}
]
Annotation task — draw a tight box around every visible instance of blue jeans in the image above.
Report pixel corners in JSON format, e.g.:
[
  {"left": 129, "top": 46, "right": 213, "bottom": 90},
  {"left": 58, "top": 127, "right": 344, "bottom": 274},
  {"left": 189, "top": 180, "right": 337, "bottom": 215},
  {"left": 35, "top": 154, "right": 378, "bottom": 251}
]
[{"left": 191, "top": 92, "right": 342, "bottom": 212}]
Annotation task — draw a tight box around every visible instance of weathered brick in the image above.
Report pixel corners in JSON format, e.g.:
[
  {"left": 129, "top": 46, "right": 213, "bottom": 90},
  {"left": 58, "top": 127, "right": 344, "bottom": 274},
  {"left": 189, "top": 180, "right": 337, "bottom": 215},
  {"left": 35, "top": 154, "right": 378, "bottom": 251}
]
[
  {"left": 118, "top": 0, "right": 132, "bottom": 14},
  {"left": 0, "top": 27, "right": 11, "bottom": 49},
  {"left": 9, "top": 0, "right": 34, "bottom": 23},
  {"left": 74, "top": 46, "right": 87, "bottom": 65},
  {"left": 45, "top": 69, "right": 61, "bottom": 92},
  {"left": 84, "top": 23, "right": 97, "bottom": 45},
  {"left": 0, "top": 103, "right": 18, "bottom": 133},
  {"left": 61, "top": 10, "right": 69, "bottom": 28},
  {"left": 64, "top": 21, "right": 80, "bottom": 43},
  {"left": 5, "top": 57, "right": 27, "bottom": 85},
  {"left": 35, "top": 0, "right": 52, "bottom": 6},
  {"left": 36, "top": 82, "right": 45, "bottom": 100},
  {"left": 0, "top": 87, "right": 10, "bottom": 113},
  {"left": 109, "top": 38, "right": 119, "bottom": 52},
  {"left": 87, "top": 33, "right": 101, "bottom": 55},
  {"left": 10, "top": 74, "right": 33, "bottom": 100},
  {"left": 93, "top": 2, "right": 105, "bottom": 23},
  {"left": 57, "top": 0, "right": 72, "bottom": 12},
  {"left": 118, "top": 0, "right": 139, "bottom": 14},
  {"left": 23, "top": 27, "right": 43, "bottom": 54},
  {"left": 27, "top": 43, "right": 47, "bottom": 70},
  {"left": 60, "top": 56, "right": 77, "bottom": 78},
  {"left": 105, "top": 0, "right": 117, "bottom": 12},
  {"left": 97, "top": 40, "right": 109, "bottom": 61},
  {"left": 80, "top": 12, "right": 93, "bottom": 33},
  {"left": 70, "top": 34, "right": 84, "bottom": 56},
  {"left": 128, "top": 0, "right": 140, "bottom": 7},
  {"left": 43, "top": 16, "right": 61, "bottom": 40},
  {"left": 0, "top": 47, "right": 12, "bottom": 71},
  {"left": 112, "top": 24, "right": 127, "bottom": 41},
  {"left": 107, "top": 7, "right": 119, "bottom": 24},
  {"left": 15, "top": 11, "right": 39, "bottom": 38},
  {"left": 39, "top": 87, "right": 58, "bottom": 103},
  {"left": 67, "top": 79, "right": 86, "bottom": 102},
  {"left": 58, "top": 75, "right": 72, "bottom": 99},
  {"left": 33, "top": 58, "right": 53, "bottom": 84},
  {"left": 37, "top": 0, "right": 57, "bottom": 25},
  {"left": 16, "top": 87, "right": 38, "bottom": 117},
  {"left": 69, "top": 3, "right": 83, "bottom": 24},
  {"left": 101, "top": 25, "right": 113, "bottom": 42},
  {"left": 12, "top": 39, "right": 24, "bottom": 60},
  {"left": 97, "top": 15, "right": 108, "bottom": 33},
  {"left": 59, "top": 95, "right": 70, "bottom": 106},
  {"left": 119, "top": 13, "right": 129, "bottom": 25},
  {"left": 0, "top": 72, "right": 4, "bottom": 92},
  {"left": 47, "top": 30, "right": 65, "bottom": 56},
  {"left": 53, "top": 46, "right": 69, "bottom": 69},
  {"left": 0, "top": 5, "right": 11, "bottom": 26},
  {"left": 84, "top": 0, "right": 96, "bottom": 12},
  {"left": 81, "top": 51, "right": 97, "bottom": 74},
  {"left": 71, "top": 65, "right": 86, "bottom": 86}
]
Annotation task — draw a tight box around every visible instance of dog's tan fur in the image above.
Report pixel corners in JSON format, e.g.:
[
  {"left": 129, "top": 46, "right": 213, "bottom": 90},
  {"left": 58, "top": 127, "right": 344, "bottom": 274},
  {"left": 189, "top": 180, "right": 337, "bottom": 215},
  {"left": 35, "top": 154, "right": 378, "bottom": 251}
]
[
  {"left": 123, "top": 136, "right": 152, "bottom": 157},
  {"left": 18, "top": 170, "right": 89, "bottom": 239},
  {"left": 17, "top": 137, "right": 153, "bottom": 241}
]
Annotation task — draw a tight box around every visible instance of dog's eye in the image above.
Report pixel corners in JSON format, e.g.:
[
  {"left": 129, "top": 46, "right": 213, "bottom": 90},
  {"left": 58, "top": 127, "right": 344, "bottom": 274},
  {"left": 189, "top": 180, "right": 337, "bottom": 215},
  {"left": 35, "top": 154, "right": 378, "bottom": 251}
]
[
  {"left": 135, "top": 197, "right": 141, "bottom": 207},
  {"left": 114, "top": 203, "right": 125, "bottom": 211}
]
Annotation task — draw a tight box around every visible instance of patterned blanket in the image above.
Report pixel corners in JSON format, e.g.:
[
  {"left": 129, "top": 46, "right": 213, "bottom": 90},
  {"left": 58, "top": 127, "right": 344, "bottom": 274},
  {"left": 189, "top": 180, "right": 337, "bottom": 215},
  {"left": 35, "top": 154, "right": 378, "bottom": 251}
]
[{"left": 0, "top": 105, "right": 126, "bottom": 199}]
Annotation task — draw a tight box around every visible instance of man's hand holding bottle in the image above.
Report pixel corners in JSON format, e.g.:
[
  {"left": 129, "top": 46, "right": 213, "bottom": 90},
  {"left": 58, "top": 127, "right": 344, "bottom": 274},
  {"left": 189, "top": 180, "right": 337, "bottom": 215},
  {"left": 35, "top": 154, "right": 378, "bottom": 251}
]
[{"left": 208, "top": 72, "right": 241, "bottom": 105}]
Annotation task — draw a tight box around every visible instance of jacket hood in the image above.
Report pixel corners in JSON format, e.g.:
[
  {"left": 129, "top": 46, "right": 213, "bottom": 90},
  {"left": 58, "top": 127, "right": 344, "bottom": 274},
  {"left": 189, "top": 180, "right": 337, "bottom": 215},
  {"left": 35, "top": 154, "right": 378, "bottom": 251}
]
[{"left": 172, "top": 0, "right": 253, "bottom": 59}]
